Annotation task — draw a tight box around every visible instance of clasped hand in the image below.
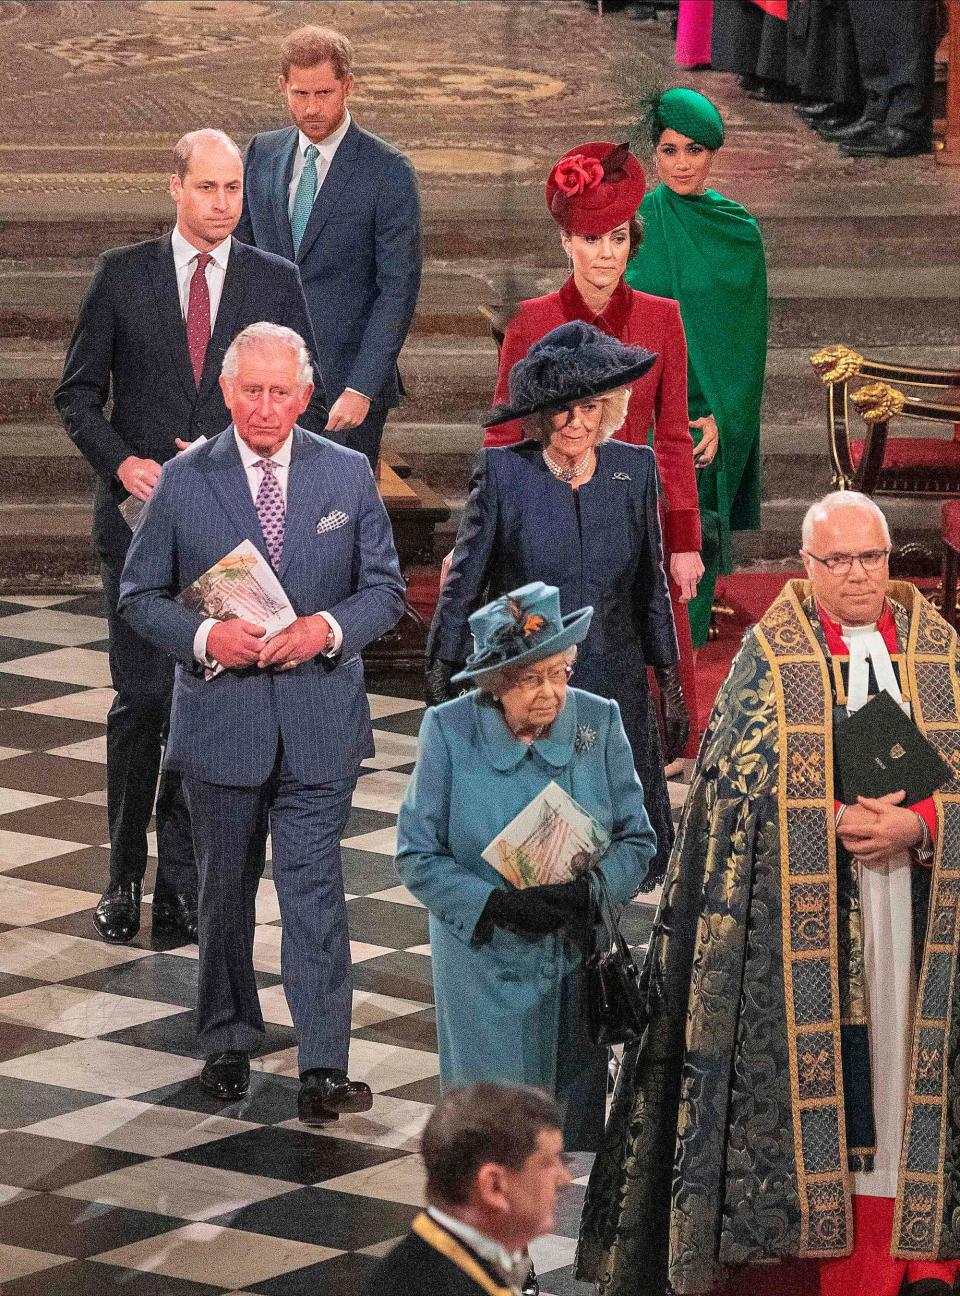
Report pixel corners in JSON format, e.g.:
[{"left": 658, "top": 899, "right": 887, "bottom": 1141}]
[
  {"left": 836, "top": 790, "right": 922, "bottom": 865},
  {"left": 206, "top": 614, "right": 331, "bottom": 672}
]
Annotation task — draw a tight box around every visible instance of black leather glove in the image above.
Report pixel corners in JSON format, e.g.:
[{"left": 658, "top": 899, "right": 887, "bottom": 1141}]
[
  {"left": 654, "top": 663, "right": 690, "bottom": 763},
  {"left": 480, "top": 886, "right": 570, "bottom": 936},
  {"left": 424, "top": 657, "right": 462, "bottom": 708},
  {"left": 534, "top": 875, "right": 592, "bottom": 916}
]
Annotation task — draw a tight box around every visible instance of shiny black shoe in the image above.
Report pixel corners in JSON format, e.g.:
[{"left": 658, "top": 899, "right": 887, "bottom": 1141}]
[
  {"left": 93, "top": 881, "right": 142, "bottom": 943},
  {"left": 200, "top": 1051, "right": 250, "bottom": 1100},
  {"left": 298, "top": 1068, "right": 373, "bottom": 1126},
  {"left": 817, "top": 113, "right": 880, "bottom": 142},
  {"left": 904, "top": 1281, "right": 953, "bottom": 1296},
  {"left": 795, "top": 99, "right": 836, "bottom": 120},
  {"left": 840, "top": 124, "right": 932, "bottom": 158},
  {"left": 150, "top": 892, "right": 198, "bottom": 950},
  {"left": 522, "top": 1263, "right": 540, "bottom": 1296}
]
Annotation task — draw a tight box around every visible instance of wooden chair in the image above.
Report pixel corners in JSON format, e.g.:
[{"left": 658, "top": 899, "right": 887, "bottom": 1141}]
[
  {"left": 809, "top": 344, "right": 960, "bottom": 497},
  {"left": 942, "top": 499, "right": 960, "bottom": 629}
]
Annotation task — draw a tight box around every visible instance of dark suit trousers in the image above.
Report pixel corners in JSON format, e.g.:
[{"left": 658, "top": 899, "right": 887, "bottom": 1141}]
[
  {"left": 184, "top": 745, "right": 356, "bottom": 1071},
  {"left": 101, "top": 563, "right": 194, "bottom": 899},
  {"left": 846, "top": 0, "right": 932, "bottom": 134}
]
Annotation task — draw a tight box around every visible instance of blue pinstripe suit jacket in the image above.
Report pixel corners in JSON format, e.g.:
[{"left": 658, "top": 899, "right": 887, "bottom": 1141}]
[{"left": 118, "top": 425, "right": 405, "bottom": 787}]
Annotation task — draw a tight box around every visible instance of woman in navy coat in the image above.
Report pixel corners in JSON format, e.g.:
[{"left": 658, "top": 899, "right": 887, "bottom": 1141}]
[
  {"left": 398, "top": 582, "right": 656, "bottom": 1153},
  {"left": 427, "top": 323, "right": 683, "bottom": 881}
]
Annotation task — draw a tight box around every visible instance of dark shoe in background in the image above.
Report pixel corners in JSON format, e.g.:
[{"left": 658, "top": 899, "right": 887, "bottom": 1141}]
[
  {"left": 746, "top": 80, "right": 797, "bottom": 104},
  {"left": 840, "top": 125, "right": 931, "bottom": 158},
  {"left": 298, "top": 1068, "right": 374, "bottom": 1126},
  {"left": 200, "top": 1051, "right": 250, "bottom": 1100},
  {"left": 796, "top": 100, "right": 836, "bottom": 120},
  {"left": 818, "top": 113, "right": 881, "bottom": 143},
  {"left": 93, "top": 881, "right": 142, "bottom": 943},
  {"left": 522, "top": 1264, "right": 540, "bottom": 1296},
  {"left": 151, "top": 891, "right": 198, "bottom": 949}
]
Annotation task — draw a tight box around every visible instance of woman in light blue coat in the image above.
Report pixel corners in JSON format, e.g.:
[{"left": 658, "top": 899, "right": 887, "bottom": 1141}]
[{"left": 396, "top": 582, "right": 656, "bottom": 1153}]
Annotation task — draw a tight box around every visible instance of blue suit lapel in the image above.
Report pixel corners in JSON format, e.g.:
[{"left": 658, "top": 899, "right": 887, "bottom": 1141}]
[
  {"left": 295, "top": 124, "right": 361, "bottom": 265},
  {"left": 272, "top": 130, "right": 298, "bottom": 261},
  {"left": 277, "top": 427, "right": 319, "bottom": 582},
  {"left": 146, "top": 233, "right": 196, "bottom": 402},
  {"left": 204, "top": 428, "right": 272, "bottom": 565}
]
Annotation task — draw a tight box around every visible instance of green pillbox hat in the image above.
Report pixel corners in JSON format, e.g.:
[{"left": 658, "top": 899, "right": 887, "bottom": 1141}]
[{"left": 650, "top": 87, "right": 725, "bottom": 150}]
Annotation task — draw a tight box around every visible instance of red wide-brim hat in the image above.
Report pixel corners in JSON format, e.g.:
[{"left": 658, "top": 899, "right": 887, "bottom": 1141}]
[{"left": 545, "top": 141, "right": 646, "bottom": 237}]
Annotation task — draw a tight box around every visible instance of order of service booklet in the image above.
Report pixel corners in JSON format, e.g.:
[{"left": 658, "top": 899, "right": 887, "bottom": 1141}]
[
  {"left": 482, "top": 781, "right": 610, "bottom": 889},
  {"left": 177, "top": 540, "right": 297, "bottom": 679}
]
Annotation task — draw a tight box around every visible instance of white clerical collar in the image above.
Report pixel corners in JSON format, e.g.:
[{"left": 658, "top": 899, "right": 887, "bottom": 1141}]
[
  {"left": 298, "top": 110, "right": 351, "bottom": 164},
  {"left": 840, "top": 621, "right": 902, "bottom": 714},
  {"left": 171, "top": 225, "right": 231, "bottom": 272},
  {"left": 234, "top": 429, "right": 293, "bottom": 470},
  {"left": 427, "top": 1207, "right": 526, "bottom": 1288}
]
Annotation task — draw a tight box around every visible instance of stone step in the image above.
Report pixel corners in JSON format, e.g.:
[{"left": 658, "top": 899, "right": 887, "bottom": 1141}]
[{"left": 0, "top": 211, "right": 956, "bottom": 270}]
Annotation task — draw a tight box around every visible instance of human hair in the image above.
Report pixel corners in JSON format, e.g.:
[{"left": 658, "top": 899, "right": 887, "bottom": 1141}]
[
  {"left": 172, "top": 129, "right": 242, "bottom": 181},
  {"left": 476, "top": 645, "right": 578, "bottom": 703},
  {"left": 221, "top": 322, "right": 313, "bottom": 388},
  {"left": 280, "top": 25, "right": 354, "bottom": 79},
  {"left": 524, "top": 387, "right": 631, "bottom": 446},
  {"left": 421, "top": 1083, "right": 563, "bottom": 1208},
  {"left": 801, "top": 491, "right": 892, "bottom": 550}
]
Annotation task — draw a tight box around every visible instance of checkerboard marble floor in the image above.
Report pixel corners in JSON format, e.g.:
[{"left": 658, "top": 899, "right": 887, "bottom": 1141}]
[{"left": 0, "top": 593, "right": 680, "bottom": 1295}]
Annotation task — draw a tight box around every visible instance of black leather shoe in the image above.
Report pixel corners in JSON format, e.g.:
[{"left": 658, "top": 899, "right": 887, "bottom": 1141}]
[
  {"left": 93, "top": 881, "right": 142, "bottom": 943},
  {"left": 522, "top": 1263, "right": 540, "bottom": 1296},
  {"left": 840, "top": 125, "right": 931, "bottom": 158},
  {"left": 746, "top": 81, "right": 796, "bottom": 104},
  {"left": 795, "top": 99, "right": 836, "bottom": 120},
  {"left": 904, "top": 1281, "right": 953, "bottom": 1296},
  {"left": 150, "top": 891, "right": 198, "bottom": 949},
  {"left": 817, "top": 113, "right": 880, "bottom": 142},
  {"left": 200, "top": 1051, "right": 249, "bottom": 1100},
  {"left": 298, "top": 1068, "right": 373, "bottom": 1126}
]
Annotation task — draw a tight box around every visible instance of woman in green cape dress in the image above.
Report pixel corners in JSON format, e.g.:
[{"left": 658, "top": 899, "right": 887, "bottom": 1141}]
[{"left": 626, "top": 87, "right": 768, "bottom": 647}]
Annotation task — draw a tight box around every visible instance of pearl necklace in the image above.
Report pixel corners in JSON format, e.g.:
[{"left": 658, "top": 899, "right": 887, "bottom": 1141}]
[{"left": 543, "top": 447, "right": 592, "bottom": 483}]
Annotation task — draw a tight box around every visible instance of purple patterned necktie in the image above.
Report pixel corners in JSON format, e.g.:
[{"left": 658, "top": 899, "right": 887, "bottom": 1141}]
[{"left": 254, "top": 459, "right": 285, "bottom": 567}]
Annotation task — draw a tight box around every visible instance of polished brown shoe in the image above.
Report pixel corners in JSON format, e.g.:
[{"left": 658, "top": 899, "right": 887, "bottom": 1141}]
[
  {"left": 200, "top": 1051, "right": 249, "bottom": 1100},
  {"left": 150, "top": 891, "right": 198, "bottom": 950},
  {"left": 298, "top": 1068, "right": 373, "bottom": 1126},
  {"left": 93, "top": 882, "right": 142, "bottom": 944}
]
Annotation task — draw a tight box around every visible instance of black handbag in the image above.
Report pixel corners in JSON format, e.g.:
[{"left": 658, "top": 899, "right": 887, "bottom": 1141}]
[{"left": 584, "top": 869, "right": 649, "bottom": 1047}]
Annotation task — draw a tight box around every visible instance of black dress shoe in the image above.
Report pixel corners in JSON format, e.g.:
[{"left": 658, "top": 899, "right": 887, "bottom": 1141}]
[
  {"left": 904, "top": 1281, "right": 953, "bottom": 1296},
  {"left": 522, "top": 1262, "right": 540, "bottom": 1296},
  {"left": 840, "top": 124, "right": 931, "bottom": 158},
  {"left": 93, "top": 881, "right": 142, "bottom": 943},
  {"left": 795, "top": 99, "right": 836, "bottom": 120},
  {"left": 746, "top": 81, "right": 797, "bottom": 104},
  {"left": 298, "top": 1068, "right": 373, "bottom": 1126},
  {"left": 150, "top": 891, "right": 198, "bottom": 949},
  {"left": 200, "top": 1051, "right": 249, "bottom": 1100},
  {"left": 818, "top": 113, "right": 880, "bottom": 142}
]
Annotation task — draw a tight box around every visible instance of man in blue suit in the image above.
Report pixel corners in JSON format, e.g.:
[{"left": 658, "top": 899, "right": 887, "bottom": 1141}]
[
  {"left": 55, "top": 129, "right": 328, "bottom": 951},
  {"left": 235, "top": 24, "right": 422, "bottom": 465},
  {"left": 119, "top": 322, "right": 405, "bottom": 1121}
]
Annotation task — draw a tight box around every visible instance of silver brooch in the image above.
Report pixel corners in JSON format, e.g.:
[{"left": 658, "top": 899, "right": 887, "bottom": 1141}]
[
  {"left": 575, "top": 723, "right": 597, "bottom": 753},
  {"left": 612, "top": 472, "right": 631, "bottom": 481}
]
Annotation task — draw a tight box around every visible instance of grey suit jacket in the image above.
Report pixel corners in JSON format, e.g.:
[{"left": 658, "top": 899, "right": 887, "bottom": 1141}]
[
  {"left": 235, "top": 121, "right": 422, "bottom": 409},
  {"left": 118, "top": 426, "right": 405, "bottom": 787}
]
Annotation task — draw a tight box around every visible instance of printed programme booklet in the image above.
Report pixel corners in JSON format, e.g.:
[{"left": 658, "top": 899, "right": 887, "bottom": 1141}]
[
  {"left": 482, "top": 781, "right": 610, "bottom": 889},
  {"left": 177, "top": 539, "right": 296, "bottom": 679}
]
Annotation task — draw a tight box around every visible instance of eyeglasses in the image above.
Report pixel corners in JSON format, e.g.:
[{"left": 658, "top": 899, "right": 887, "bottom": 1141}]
[
  {"left": 803, "top": 548, "right": 891, "bottom": 576},
  {"left": 511, "top": 663, "right": 574, "bottom": 695}
]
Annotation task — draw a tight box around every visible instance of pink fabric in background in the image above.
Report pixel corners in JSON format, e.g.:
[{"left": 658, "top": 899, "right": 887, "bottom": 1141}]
[{"left": 675, "top": 0, "right": 713, "bottom": 68}]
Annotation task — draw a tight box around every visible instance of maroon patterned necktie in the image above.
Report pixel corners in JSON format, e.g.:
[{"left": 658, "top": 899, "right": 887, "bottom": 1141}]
[
  {"left": 186, "top": 252, "right": 212, "bottom": 386},
  {"left": 255, "top": 459, "right": 285, "bottom": 568}
]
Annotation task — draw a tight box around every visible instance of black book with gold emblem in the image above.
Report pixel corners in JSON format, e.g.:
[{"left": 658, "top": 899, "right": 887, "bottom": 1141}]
[{"left": 834, "top": 689, "right": 953, "bottom": 804}]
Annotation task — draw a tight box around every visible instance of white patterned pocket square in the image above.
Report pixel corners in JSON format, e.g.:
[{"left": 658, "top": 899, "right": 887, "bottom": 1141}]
[{"left": 316, "top": 510, "right": 350, "bottom": 535}]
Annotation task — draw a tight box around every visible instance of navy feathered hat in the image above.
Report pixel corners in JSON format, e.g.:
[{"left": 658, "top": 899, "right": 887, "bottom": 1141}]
[{"left": 481, "top": 321, "right": 657, "bottom": 429}]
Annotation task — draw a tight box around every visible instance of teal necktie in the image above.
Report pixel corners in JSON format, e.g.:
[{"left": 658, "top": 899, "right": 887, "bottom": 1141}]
[{"left": 290, "top": 144, "right": 319, "bottom": 253}]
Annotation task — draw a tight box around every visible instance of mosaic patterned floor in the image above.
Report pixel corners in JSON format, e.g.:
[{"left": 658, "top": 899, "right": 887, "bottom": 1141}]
[{"left": 0, "top": 593, "right": 682, "bottom": 1295}]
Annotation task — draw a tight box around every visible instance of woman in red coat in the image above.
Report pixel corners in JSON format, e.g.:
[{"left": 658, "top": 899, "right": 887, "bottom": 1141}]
[{"left": 484, "top": 142, "right": 704, "bottom": 750}]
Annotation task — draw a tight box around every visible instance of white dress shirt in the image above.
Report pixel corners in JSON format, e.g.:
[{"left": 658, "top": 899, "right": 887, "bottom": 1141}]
[
  {"left": 286, "top": 112, "right": 352, "bottom": 216},
  {"left": 427, "top": 1207, "right": 527, "bottom": 1292},
  {"left": 171, "top": 226, "right": 230, "bottom": 326},
  {"left": 193, "top": 430, "right": 342, "bottom": 665}
]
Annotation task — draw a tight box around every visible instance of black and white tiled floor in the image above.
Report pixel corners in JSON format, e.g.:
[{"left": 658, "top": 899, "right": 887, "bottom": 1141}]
[{"left": 0, "top": 593, "right": 681, "bottom": 1295}]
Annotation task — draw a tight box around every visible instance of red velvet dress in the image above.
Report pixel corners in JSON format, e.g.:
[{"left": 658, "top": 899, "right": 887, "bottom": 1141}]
[{"left": 484, "top": 276, "right": 702, "bottom": 749}]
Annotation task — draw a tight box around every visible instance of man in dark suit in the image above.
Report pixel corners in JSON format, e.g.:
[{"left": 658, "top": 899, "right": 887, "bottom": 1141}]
[
  {"left": 364, "top": 1084, "right": 572, "bottom": 1296},
  {"left": 235, "top": 24, "right": 422, "bottom": 465},
  {"left": 55, "top": 130, "right": 327, "bottom": 950},
  {"left": 119, "top": 322, "right": 404, "bottom": 1120}
]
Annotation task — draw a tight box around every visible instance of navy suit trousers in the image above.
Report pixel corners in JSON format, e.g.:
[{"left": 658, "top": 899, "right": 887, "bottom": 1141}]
[{"left": 184, "top": 746, "right": 357, "bottom": 1072}]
